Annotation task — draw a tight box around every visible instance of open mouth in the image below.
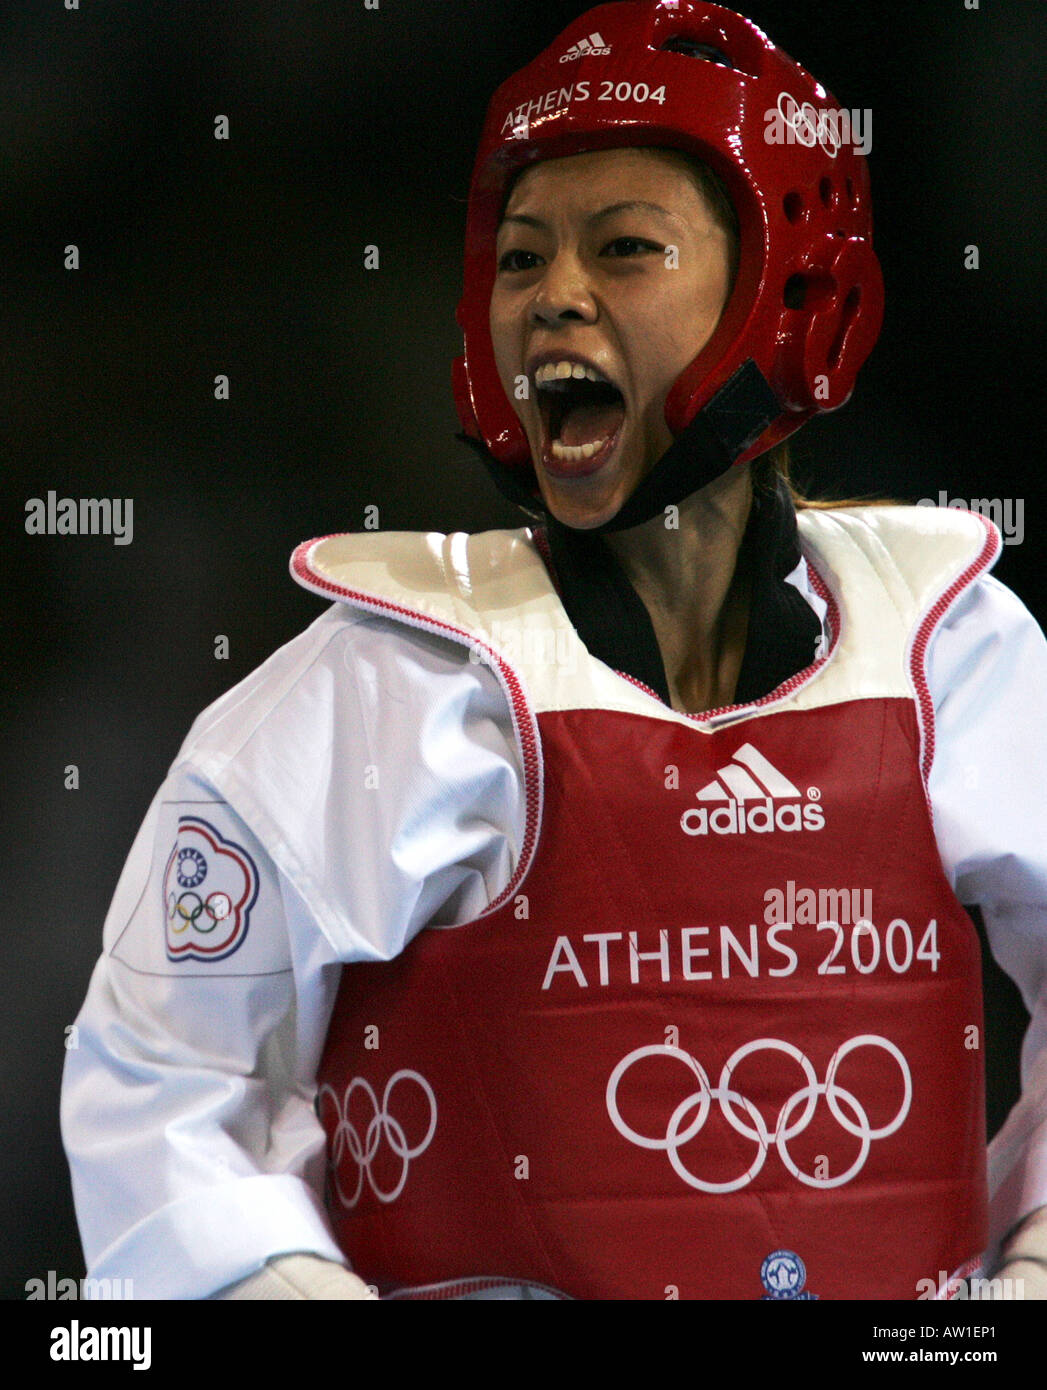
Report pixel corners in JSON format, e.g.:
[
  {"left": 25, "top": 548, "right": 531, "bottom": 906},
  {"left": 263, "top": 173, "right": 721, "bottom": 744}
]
[{"left": 534, "top": 362, "right": 626, "bottom": 475}]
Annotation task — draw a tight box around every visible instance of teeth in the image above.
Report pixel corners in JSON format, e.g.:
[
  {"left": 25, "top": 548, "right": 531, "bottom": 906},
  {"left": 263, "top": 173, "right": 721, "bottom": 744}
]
[
  {"left": 534, "top": 360, "right": 609, "bottom": 387},
  {"left": 533, "top": 360, "right": 620, "bottom": 462},
  {"left": 550, "top": 437, "right": 610, "bottom": 461}
]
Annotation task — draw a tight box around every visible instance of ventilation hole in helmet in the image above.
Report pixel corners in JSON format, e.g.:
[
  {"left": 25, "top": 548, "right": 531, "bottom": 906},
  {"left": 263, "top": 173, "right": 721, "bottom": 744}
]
[
  {"left": 786, "top": 271, "right": 836, "bottom": 314},
  {"left": 783, "top": 274, "right": 807, "bottom": 310},
  {"left": 845, "top": 176, "right": 855, "bottom": 206},
  {"left": 659, "top": 37, "right": 733, "bottom": 68},
  {"left": 828, "top": 287, "right": 861, "bottom": 368},
  {"left": 819, "top": 177, "right": 833, "bottom": 208},
  {"left": 783, "top": 191, "right": 804, "bottom": 224}
]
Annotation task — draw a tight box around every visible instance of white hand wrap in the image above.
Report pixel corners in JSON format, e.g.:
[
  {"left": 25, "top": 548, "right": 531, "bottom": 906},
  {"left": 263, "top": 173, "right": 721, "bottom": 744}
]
[{"left": 213, "top": 1254, "right": 378, "bottom": 1301}]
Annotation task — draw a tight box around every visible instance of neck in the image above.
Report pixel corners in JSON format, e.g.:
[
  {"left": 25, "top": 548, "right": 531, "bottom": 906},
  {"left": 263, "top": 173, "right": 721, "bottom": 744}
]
[{"left": 601, "top": 463, "right": 754, "bottom": 712}]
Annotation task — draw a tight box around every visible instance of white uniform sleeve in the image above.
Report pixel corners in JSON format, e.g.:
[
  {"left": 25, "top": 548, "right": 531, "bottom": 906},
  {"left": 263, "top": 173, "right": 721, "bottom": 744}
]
[
  {"left": 61, "top": 607, "right": 528, "bottom": 1299},
  {"left": 924, "top": 572, "right": 1047, "bottom": 1260},
  {"left": 60, "top": 766, "right": 351, "bottom": 1299}
]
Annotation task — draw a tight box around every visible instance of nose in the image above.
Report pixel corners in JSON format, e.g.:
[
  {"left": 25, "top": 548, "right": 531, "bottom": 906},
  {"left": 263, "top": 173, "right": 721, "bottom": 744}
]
[{"left": 529, "top": 251, "right": 598, "bottom": 327}]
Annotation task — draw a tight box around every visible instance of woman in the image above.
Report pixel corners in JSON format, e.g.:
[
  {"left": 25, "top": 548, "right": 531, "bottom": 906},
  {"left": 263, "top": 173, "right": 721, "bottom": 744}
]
[{"left": 62, "top": 1, "right": 1047, "bottom": 1301}]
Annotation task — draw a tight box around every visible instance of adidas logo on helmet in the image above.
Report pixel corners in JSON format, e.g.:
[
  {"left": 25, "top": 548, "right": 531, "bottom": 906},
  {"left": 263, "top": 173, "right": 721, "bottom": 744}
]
[
  {"left": 680, "top": 743, "right": 825, "bottom": 836},
  {"left": 559, "top": 32, "right": 612, "bottom": 61}
]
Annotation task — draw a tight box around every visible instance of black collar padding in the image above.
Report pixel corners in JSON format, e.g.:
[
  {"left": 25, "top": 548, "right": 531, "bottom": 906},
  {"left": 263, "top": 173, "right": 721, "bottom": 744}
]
[{"left": 539, "top": 473, "right": 822, "bottom": 709}]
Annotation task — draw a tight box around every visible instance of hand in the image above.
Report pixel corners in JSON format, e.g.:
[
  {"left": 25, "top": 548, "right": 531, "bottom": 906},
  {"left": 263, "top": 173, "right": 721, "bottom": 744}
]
[
  {"left": 972, "top": 1206, "right": 1047, "bottom": 1299},
  {"left": 213, "top": 1253, "right": 378, "bottom": 1300}
]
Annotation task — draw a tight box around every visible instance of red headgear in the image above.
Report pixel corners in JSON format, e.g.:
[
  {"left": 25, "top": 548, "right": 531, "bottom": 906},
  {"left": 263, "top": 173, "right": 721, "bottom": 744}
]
[{"left": 453, "top": 0, "right": 883, "bottom": 507}]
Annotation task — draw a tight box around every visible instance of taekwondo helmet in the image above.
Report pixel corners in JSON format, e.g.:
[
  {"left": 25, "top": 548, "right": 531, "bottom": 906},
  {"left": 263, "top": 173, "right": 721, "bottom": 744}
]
[{"left": 453, "top": 0, "right": 884, "bottom": 516}]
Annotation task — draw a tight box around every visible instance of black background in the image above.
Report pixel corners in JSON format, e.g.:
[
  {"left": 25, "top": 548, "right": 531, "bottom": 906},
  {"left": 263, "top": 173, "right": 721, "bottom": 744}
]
[{"left": 3, "top": 0, "right": 1043, "bottom": 1299}]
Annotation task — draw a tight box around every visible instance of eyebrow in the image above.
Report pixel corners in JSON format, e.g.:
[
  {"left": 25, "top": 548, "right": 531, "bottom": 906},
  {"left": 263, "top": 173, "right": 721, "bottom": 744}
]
[{"left": 498, "top": 200, "right": 683, "bottom": 233}]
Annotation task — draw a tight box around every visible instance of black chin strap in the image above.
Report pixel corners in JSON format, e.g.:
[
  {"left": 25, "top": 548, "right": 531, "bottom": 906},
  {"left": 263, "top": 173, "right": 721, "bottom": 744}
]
[
  {"left": 457, "top": 360, "right": 817, "bottom": 709},
  {"left": 456, "top": 359, "right": 782, "bottom": 533}
]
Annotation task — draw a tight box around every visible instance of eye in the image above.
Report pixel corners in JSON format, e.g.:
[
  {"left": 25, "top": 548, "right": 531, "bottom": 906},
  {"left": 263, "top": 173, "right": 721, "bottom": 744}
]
[
  {"left": 497, "top": 248, "right": 542, "bottom": 273},
  {"left": 602, "top": 236, "right": 662, "bottom": 257}
]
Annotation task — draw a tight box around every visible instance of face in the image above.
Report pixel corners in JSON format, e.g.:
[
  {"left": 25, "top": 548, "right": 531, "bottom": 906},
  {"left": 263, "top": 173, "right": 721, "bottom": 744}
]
[{"left": 489, "top": 147, "right": 733, "bottom": 530}]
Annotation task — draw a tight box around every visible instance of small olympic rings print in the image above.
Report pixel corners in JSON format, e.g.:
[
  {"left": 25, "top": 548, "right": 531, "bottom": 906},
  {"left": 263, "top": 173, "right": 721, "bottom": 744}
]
[{"left": 319, "top": 1071, "right": 438, "bottom": 1209}]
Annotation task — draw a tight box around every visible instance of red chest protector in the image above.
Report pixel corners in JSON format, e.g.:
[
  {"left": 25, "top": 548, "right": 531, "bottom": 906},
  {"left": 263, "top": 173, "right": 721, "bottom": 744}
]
[{"left": 297, "top": 507, "right": 1001, "bottom": 1300}]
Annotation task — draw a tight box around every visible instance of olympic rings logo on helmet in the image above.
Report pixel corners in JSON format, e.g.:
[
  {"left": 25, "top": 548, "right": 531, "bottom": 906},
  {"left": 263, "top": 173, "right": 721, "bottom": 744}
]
[
  {"left": 775, "top": 91, "right": 841, "bottom": 159},
  {"left": 320, "top": 1071, "right": 438, "bottom": 1209},
  {"left": 606, "top": 1035, "right": 911, "bottom": 1192}
]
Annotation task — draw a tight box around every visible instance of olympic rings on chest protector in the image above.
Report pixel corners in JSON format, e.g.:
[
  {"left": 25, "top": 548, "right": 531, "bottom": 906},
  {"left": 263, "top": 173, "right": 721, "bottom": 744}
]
[
  {"left": 606, "top": 1035, "right": 912, "bottom": 1193},
  {"left": 319, "top": 1072, "right": 438, "bottom": 1209}
]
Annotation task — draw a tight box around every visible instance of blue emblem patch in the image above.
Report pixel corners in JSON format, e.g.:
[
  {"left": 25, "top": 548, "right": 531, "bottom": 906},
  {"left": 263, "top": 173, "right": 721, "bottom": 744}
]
[
  {"left": 176, "top": 846, "right": 208, "bottom": 888},
  {"left": 760, "top": 1249, "right": 818, "bottom": 1300}
]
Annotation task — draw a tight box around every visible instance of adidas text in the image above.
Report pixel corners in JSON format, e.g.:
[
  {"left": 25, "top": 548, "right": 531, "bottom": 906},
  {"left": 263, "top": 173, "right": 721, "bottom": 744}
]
[{"left": 681, "top": 798, "right": 825, "bottom": 836}]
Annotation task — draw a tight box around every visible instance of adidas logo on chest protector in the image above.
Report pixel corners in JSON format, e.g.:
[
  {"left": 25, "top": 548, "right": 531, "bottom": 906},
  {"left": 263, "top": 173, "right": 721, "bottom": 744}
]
[{"left": 680, "top": 742, "right": 825, "bottom": 837}]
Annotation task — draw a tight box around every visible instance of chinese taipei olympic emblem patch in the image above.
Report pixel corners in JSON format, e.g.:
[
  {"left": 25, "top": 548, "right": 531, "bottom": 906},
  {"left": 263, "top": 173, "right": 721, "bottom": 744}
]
[{"left": 162, "top": 815, "right": 259, "bottom": 962}]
